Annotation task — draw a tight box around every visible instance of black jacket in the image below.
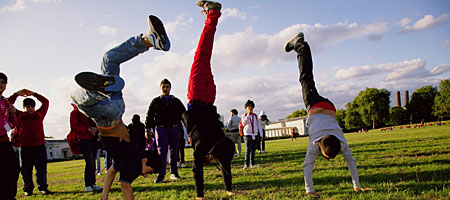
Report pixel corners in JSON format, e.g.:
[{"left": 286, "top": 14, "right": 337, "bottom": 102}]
[{"left": 145, "top": 95, "right": 186, "bottom": 130}]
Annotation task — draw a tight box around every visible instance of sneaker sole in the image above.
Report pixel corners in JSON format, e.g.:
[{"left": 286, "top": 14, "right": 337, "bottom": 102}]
[
  {"left": 284, "top": 32, "right": 303, "bottom": 52},
  {"left": 148, "top": 15, "right": 170, "bottom": 51},
  {"left": 75, "top": 72, "right": 123, "bottom": 92}
]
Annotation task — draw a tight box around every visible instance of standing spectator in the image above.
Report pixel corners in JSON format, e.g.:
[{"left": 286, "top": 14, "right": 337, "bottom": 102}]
[
  {"left": 259, "top": 110, "right": 269, "bottom": 153},
  {"left": 291, "top": 128, "right": 297, "bottom": 140},
  {"left": 226, "top": 109, "right": 241, "bottom": 156},
  {"left": 178, "top": 120, "right": 187, "bottom": 168},
  {"left": 9, "top": 89, "right": 51, "bottom": 196},
  {"left": 69, "top": 103, "right": 103, "bottom": 192},
  {"left": 145, "top": 79, "right": 186, "bottom": 183},
  {"left": 0, "top": 72, "right": 20, "bottom": 200},
  {"left": 240, "top": 100, "right": 263, "bottom": 169},
  {"left": 127, "top": 114, "right": 146, "bottom": 154}
]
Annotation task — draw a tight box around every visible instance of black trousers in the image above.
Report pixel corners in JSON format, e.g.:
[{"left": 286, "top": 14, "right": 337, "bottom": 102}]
[
  {"left": 183, "top": 102, "right": 234, "bottom": 197},
  {"left": 0, "top": 142, "right": 19, "bottom": 200},
  {"left": 79, "top": 139, "right": 97, "bottom": 187},
  {"left": 296, "top": 41, "right": 334, "bottom": 110}
]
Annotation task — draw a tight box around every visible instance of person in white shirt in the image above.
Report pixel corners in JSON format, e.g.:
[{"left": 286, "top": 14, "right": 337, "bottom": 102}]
[
  {"left": 239, "top": 100, "right": 263, "bottom": 169},
  {"left": 226, "top": 109, "right": 242, "bottom": 156},
  {"left": 285, "top": 32, "right": 373, "bottom": 198}
]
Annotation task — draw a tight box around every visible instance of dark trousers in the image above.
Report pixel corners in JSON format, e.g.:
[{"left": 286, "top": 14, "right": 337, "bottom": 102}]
[
  {"left": 104, "top": 150, "right": 112, "bottom": 171},
  {"left": 244, "top": 136, "right": 257, "bottom": 166},
  {"left": 155, "top": 127, "right": 180, "bottom": 176},
  {"left": 296, "top": 42, "right": 334, "bottom": 110},
  {"left": 178, "top": 136, "right": 185, "bottom": 164},
  {"left": 20, "top": 145, "right": 48, "bottom": 192},
  {"left": 0, "top": 142, "right": 20, "bottom": 199},
  {"left": 79, "top": 139, "right": 97, "bottom": 187},
  {"left": 261, "top": 130, "right": 266, "bottom": 151}
]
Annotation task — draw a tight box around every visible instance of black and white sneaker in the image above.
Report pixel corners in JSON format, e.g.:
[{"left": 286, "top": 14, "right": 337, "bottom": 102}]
[
  {"left": 196, "top": 0, "right": 222, "bottom": 17},
  {"left": 146, "top": 15, "right": 170, "bottom": 51},
  {"left": 75, "top": 71, "right": 124, "bottom": 92},
  {"left": 285, "top": 32, "right": 304, "bottom": 52}
]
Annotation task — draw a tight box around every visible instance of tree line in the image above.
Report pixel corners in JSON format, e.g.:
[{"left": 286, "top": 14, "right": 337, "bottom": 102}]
[{"left": 286, "top": 78, "right": 450, "bottom": 132}]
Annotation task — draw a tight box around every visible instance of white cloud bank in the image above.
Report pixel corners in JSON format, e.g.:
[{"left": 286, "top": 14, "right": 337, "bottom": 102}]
[
  {"left": 399, "top": 13, "right": 450, "bottom": 33},
  {"left": 97, "top": 25, "right": 117, "bottom": 37}
]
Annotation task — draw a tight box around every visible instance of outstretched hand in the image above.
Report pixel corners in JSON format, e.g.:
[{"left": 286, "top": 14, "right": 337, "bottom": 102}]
[
  {"left": 306, "top": 192, "right": 322, "bottom": 198},
  {"left": 354, "top": 187, "right": 374, "bottom": 192}
]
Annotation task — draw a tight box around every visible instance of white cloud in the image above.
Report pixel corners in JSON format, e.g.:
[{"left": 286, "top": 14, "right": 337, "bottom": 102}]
[
  {"left": 401, "top": 13, "right": 450, "bottom": 33},
  {"left": 1, "top": 0, "right": 25, "bottom": 12},
  {"left": 219, "top": 8, "right": 246, "bottom": 22},
  {"left": 443, "top": 38, "right": 450, "bottom": 46},
  {"left": 397, "top": 17, "right": 411, "bottom": 27},
  {"left": 165, "top": 14, "right": 194, "bottom": 40},
  {"left": 334, "top": 58, "right": 450, "bottom": 82},
  {"left": 103, "top": 40, "right": 119, "bottom": 51},
  {"left": 1, "top": 0, "right": 61, "bottom": 12},
  {"left": 210, "top": 20, "right": 388, "bottom": 72},
  {"left": 97, "top": 25, "right": 117, "bottom": 37}
]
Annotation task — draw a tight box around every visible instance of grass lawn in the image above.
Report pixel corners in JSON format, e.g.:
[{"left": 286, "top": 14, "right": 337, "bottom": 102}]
[{"left": 16, "top": 122, "right": 450, "bottom": 199}]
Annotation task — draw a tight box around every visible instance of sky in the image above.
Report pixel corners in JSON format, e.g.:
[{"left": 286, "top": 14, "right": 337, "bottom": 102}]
[{"left": 1, "top": 0, "right": 449, "bottom": 139}]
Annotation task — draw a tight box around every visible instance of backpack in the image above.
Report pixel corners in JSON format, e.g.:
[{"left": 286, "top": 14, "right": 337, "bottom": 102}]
[{"left": 67, "top": 130, "right": 82, "bottom": 154}]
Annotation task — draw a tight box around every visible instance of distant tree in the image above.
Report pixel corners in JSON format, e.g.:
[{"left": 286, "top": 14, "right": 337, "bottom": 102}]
[
  {"left": 433, "top": 78, "right": 450, "bottom": 120},
  {"left": 389, "top": 106, "right": 408, "bottom": 125},
  {"left": 408, "top": 85, "right": 437, "bottom": 123},
  {"left": 286, "top": 109, "right": 308, "bottom": 119},
  {"left": 344, "top": 102, "right": 364, "bottom": 130},
  {"left": 336, "top": 108, "right": 346, "bottom": 129},
  {"left": 354, "top": 87, "right": 391, "bottom": 129}
]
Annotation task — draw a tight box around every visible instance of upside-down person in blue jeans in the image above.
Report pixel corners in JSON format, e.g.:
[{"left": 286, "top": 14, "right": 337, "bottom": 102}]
[
  {"left": 285, "top": 32, "right": 374, "bottom": 198},
  {"left": 71, "top": 15, "right": 169, "bottom": 200}
]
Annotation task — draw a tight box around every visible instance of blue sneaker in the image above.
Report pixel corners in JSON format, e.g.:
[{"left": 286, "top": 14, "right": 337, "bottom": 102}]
[
  {"left": 75, "top": 72, "right": 124, "bottom": 92},
  {"left": 146, "top": 15, "right": 170, "bottom": 51}
]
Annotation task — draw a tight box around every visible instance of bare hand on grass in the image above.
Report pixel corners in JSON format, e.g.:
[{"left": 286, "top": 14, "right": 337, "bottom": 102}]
[
  {"left": 306, "top": 191, "right": 321, "bottom": 198},
  {"left": 354, "top": 187, "right": 374, "bottom": 192}
]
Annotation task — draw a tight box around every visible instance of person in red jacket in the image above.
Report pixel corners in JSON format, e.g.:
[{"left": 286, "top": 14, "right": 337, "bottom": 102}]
[
  {"left": 8, "top": 88, "right": 51, "bottom": 196},
  {"left": 0, "top": 72, "right": 20, "bottom": 200},
  {"left": 70, "top": 103, "right": 103, "bottom": 192}
]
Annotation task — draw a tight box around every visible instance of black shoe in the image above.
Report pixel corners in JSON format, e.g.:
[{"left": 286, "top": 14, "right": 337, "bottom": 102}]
[
  {"left": 24, "top": 191, "right": 33, "bottom": 196},
  {"left": 146, "top": 15, "right": 170, "bottom": 51},
  {"left": 285, "top": 32, "right": 304, "bottom": 52},
  {"left": 154, "top": 175, "right": 165, "bottom": 183},
  {"left": 39, "top": 189, "right": 52, "bottom": 195},
  {"left": 75, "top": 72, "right": 124, "bottom": 92}
]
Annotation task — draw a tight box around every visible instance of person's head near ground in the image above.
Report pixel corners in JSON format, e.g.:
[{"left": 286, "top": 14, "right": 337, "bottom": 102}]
[
  {"left": 318, "top": 135, "right": 341, "bottom": 160},
  {"left": 0, "top": 72, "right": 7, "bottom": 95},
  {"left": 230, "top": 109, "right": 238, "bottom": 116},
  {"left": 141, "top": 150, "right": 162, "bottom": 177},
  {"left": 23, "top": 98, "right": 36, "bottom": 113},
  {"left": 244, "top": 100, "right": 255, "bottom": 114},
  {"left": 160, "top": 79, "right": 171, "bottom": 97}
]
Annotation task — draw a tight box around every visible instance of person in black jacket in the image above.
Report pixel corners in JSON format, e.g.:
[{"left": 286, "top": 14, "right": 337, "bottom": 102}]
[
  {"left": 145, "top": 78, "right": 186, "bottom": 183},
  {"left": 127, "top": 114, "right": 146, "bottom": 154}
]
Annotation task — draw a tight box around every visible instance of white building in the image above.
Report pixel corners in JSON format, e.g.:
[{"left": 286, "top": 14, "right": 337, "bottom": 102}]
[
  {"left": 45, "top": 139, "right": 75, "bottom": 160},
  {"left": 264, "top": 116, "right": 308, "bottom": 138}
]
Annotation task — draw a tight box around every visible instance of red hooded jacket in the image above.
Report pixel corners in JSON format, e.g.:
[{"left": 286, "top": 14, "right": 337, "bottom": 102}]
[
  {"left": 9, "top": 92, "right": 49, "bottom": 147},
  {"left": 70, "top": 104, "right": 96, "bottom": 140}
]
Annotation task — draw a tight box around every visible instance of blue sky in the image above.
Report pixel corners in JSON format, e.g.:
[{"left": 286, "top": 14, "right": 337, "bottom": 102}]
[{"left": 1, "top": 0, "right": 449, "bottom": 139}]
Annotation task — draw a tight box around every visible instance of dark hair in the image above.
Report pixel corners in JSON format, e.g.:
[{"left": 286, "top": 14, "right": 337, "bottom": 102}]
[
  {"left": 244, "top": 100, "right": 255, "bottom": 108},
  {"left": 320, "top": 135, "right": 341, "bottom": 159},
  {"left": 230, "top": 109, "right": 238, "bottom": 115},
  {"left": 160, "top": 78, "right": 171, "bottom": 87},
  {"left": 132, "top": 114, "right": 140, "bottom": 124},
  {"left": 23, "top": 98, "right": 36, "bottom": 107},
  {"left": 0, "top": 72, "right": 7, "bottom": 83},
  {"left": 143, "top": 150, "right": 162, "bottom": 174},
  {"left": 217, "top": 113, "right": 221, "bottom": 119}
]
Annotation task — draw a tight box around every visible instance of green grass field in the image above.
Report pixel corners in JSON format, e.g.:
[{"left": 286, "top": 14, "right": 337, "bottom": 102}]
[{"left": 16, "top": 123, "right": 450, "bottom": 200}]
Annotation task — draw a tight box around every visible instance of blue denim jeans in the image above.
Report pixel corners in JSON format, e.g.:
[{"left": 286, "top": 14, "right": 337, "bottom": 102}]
[
  {"left": 244, "top": 135, "right": 257, "bottom": 166},
  {"left": 20, "top": 145, "right": 48, "bottom": 192},
  {"left": 95, "top": 149, "right": 101, "bottom": 174},
  {"left": 71, "top": 35, "right": 148, "bottom": 127}
]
